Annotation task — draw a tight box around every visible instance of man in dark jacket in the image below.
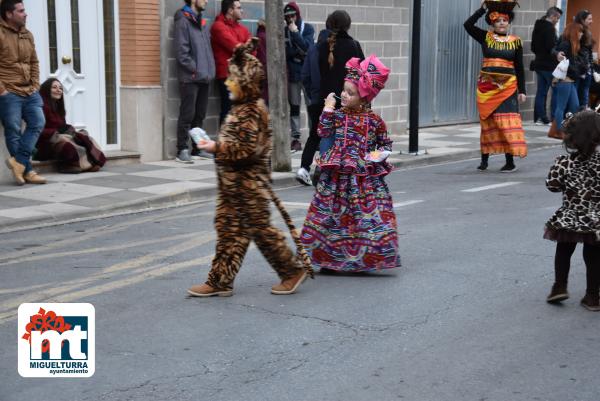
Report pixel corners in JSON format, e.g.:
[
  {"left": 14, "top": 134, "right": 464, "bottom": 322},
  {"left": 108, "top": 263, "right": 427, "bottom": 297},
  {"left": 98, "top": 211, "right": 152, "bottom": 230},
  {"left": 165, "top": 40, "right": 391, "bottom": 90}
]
[
  {"left": 284, "top": 2, "right": 314, "bottom": 152},
  {"left": 174, "top": 0, "right": 215, "bottom": 163},
  {"left": 531, "top": 6, "right": 562, "bottom": 125}
]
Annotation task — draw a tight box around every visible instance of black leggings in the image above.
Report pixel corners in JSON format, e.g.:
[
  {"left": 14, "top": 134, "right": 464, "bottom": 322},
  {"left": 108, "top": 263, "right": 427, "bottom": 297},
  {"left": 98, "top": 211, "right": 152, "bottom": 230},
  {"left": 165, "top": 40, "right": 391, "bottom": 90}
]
[
  {"left": 554, "top": 242, "right": 600, "bottom": 293},
  {"left": 481, "top": 153, "right": 514, "bottom": 165},
  {"left": 300, "top": 103, "right": 324, "bottom": 171}
]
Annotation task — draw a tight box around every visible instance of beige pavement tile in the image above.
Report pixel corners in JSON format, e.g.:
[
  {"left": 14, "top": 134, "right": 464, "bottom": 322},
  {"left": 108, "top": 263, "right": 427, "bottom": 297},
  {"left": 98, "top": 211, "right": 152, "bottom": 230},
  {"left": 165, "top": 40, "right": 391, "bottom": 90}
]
[
  {"left": 0, "top": 183, "right": 122, "bottom": 203},
  {"left": 131, "top": 181, "right": 215, "bottom": 195},
  {"left": 127, "top": 168, "right": 214, "bottom": 181},
  {"left": 0, "top": 202, "right": 90, "bottom": 219},
  {"left": 42, "top": 171, "right": 120, "bottom": 182}
]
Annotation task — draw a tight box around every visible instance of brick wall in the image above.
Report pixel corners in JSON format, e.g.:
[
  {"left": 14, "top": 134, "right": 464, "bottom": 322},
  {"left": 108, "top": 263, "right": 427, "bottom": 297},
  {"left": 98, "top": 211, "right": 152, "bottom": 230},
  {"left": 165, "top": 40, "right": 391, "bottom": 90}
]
[
  {"left": 159, "top": 0, "right": 551, "bottom": 159},
  {"left": 161, "top": 0, "right": 409, "bottom": 158},
  {"left": 120, "top": 0, "right": 161, "bottom": 86},
  {"left": 516, "top": 0, "right": 561, "bottom": 121}
]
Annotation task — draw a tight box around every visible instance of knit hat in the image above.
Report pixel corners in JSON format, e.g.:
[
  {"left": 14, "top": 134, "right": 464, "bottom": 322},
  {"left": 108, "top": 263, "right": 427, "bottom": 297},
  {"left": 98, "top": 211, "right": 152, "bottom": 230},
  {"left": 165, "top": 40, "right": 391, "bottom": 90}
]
[{"left": 344, "top": 55, "right": 390, "bottom": 102}]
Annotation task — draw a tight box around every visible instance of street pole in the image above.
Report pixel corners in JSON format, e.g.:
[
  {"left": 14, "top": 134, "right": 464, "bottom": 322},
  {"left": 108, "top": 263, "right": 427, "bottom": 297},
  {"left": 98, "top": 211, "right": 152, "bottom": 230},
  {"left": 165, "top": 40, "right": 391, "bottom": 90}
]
[
  {"left": 265, "top": 0, "right": 291, "bottom": 171},
  {"left": 408, "top": 0, "right": 421, "bottom": 154}
]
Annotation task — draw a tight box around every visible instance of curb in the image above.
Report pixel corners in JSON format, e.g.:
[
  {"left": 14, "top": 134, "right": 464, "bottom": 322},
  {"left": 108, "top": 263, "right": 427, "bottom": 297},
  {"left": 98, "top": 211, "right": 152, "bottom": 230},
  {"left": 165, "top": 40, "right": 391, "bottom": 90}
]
[{"left": 0, "top": 141, "right": 561, "bottom": 233}]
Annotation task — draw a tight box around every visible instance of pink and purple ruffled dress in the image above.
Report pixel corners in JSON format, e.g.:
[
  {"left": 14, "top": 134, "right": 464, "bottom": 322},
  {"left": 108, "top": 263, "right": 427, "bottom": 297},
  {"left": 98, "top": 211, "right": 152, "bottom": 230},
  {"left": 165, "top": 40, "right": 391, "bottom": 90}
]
[{"left": 300, "top": 108, "right": 401, "bottom": 272}]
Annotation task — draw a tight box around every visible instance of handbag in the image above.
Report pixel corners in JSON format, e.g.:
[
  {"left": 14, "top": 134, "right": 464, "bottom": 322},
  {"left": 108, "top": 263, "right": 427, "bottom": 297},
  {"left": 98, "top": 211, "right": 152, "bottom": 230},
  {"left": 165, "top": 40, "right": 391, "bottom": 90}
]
[
  {"left": 529, "top": 59, "right": 536, "bottom": 72},
  {"left": 552, "top": 58, "right": 569, "bottom": 80},
  {"left": 547, "top": 120, "right": 564, "bottom": 140}
]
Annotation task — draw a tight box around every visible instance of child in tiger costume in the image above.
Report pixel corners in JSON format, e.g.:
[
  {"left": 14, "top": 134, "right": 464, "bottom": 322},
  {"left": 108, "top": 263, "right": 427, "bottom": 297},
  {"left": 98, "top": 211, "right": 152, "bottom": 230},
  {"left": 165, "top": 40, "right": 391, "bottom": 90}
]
[{"left": 187, "top": 37, "right": 313, "bottom": 297}]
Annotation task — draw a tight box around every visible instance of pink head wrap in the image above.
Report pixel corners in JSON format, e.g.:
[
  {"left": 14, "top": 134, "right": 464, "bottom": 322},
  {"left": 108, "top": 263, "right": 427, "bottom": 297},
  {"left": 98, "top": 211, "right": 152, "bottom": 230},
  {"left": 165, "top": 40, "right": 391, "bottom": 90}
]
[{"left": 344, "top": 55, "right": 390, "bottom": 102}]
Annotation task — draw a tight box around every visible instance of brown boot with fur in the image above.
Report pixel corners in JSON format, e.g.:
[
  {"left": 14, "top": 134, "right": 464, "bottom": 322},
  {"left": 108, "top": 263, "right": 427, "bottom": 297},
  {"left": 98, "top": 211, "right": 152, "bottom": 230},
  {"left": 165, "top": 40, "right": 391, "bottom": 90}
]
[
  {"left": 5, "top": 157, "right": 25, "bottom": 185},
  {"left": 187, "top": 283, "right": 233, "bottom": 297},
  {"left": 271, "top": 271, "right": 307, "bottom": 295}
]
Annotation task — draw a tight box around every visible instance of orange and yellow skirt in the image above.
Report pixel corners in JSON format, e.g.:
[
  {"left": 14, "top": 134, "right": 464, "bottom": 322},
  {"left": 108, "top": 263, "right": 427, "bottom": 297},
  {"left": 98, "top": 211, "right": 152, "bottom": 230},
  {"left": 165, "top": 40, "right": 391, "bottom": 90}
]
[{"left": 476, "top": 71, "right": 527, "bottom": 157}]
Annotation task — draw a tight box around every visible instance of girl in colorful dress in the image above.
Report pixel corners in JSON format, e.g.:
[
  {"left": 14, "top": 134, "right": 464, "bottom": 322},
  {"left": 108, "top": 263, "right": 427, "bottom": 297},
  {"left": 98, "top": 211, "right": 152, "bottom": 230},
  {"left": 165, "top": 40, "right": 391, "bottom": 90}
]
[
  {"left": 464, "top": 0, "right": 527, "bottom": 172},
  {"left": 544, "top": 110, "right": 600, "bottom": 311},
  {"left": 300, "top": 55, "right": 400, "bottom": 273}
]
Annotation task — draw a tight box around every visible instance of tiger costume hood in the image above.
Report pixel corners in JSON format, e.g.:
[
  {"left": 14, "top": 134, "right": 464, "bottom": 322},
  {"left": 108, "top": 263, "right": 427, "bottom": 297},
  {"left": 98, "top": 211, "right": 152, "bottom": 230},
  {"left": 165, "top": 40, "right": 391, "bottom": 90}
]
[{"left": 227, "top": 37, "right": 264, "bottom": 103}]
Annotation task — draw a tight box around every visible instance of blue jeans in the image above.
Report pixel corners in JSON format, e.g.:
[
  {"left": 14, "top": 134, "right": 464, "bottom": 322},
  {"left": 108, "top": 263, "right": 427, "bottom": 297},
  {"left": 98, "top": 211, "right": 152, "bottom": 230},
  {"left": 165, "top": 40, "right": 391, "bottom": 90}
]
[
  {"left": 576, "top": 72, "right": 592, "bottom": 108},
  {"left": 553, "top": 82, "right": 579, "bottom": 129},
  {"left": 534, "top": 70, "right": 554, "bottom": 121},
  {"left": 0, "top": 92, "right": 45, "bottom": 173}
]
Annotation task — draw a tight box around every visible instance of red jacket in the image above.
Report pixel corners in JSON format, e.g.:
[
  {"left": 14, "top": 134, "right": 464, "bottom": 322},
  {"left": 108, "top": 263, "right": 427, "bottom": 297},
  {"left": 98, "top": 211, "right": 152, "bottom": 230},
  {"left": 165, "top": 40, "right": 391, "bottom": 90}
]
[{"left": 210, "top": 14, "right": 251, "bottom": 79}]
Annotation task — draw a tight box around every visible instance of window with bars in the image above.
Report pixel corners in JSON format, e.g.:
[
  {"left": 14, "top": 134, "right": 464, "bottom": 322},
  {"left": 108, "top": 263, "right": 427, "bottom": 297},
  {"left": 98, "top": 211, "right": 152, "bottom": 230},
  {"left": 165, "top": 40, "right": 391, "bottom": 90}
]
[
  {"left": 103, "top": 0, "right": 117, "bottom": 145},
  {"left": 70, "top": 0, "right": 81, "bottom": 73},
  {"left": 47, "top": 0, "right": 57, "bottom": 73}
]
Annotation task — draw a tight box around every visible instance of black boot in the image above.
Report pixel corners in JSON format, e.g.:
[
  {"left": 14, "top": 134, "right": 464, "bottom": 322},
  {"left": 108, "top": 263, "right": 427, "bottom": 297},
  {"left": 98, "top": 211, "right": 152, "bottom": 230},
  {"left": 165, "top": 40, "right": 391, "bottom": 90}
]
[
  {"left": 500, "top": 153, "right": 517, "bottom": 172},
  {"left": 477, "top": 153, "right": 489, "bottom": 171}
]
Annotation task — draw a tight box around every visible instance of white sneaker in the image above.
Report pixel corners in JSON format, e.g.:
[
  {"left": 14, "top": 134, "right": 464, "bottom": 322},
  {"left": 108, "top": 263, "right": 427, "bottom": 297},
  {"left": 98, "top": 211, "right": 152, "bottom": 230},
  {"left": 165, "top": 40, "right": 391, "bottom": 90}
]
[{"left": 295, "top": 167, "right": 313, "bottom": 186}]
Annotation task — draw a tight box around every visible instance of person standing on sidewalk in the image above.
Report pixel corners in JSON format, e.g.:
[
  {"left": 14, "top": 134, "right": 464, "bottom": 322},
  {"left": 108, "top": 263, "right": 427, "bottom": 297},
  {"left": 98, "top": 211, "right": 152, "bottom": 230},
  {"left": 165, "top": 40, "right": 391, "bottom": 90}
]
[
  {"left": 574, "top": 10, "right": 595, "bottom": 109},
  {"left": 531, "top": 6, "right": 562, "bottom": 125},
  {"left": 296, "top": 22, "right": 332, "bottom": 186},
  {"left": 0, "top": 0, "right": 46, "bottom": 185},
  {"left": 174, "top": 0, "right": 215, "bottom": 164},
  {"left": 210, "top": 0, "right": 250, "bottom": 125},
  {"left": 464, "top": 1, "right": 527, "bottom": 173},
  {"left": 544, "top": 110, "right": 600, "bottom": 312},
  {"left": 284, "top": 2, "right": 314, "bottom": 153},
  {"left": 187, "top": 38, "right": 312, "bottom": 297}
]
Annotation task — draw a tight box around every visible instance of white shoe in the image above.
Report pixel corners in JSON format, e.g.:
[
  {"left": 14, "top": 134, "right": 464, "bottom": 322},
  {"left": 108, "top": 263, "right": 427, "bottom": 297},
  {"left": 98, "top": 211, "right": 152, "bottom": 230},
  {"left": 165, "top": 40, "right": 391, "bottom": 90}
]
[{"left": 295, "top": 167, "right": 313, "bottom": 186}]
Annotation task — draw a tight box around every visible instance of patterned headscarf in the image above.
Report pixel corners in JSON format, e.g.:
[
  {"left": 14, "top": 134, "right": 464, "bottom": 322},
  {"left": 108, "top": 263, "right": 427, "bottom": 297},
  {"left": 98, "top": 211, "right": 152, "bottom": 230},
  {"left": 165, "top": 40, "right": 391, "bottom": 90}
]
[
  {"left": 344, "top": 55, "right": 390, "bottom": 102},
  {"left": 488, "top": 11, "right": 509, "bottom": 23}
]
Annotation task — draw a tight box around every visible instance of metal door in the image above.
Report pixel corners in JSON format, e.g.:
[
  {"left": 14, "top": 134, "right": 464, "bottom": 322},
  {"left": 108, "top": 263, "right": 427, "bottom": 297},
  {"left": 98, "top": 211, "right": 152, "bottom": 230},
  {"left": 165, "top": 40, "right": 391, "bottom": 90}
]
[{"left": 419, "top": 0, "right": 483, "bottom": 125}]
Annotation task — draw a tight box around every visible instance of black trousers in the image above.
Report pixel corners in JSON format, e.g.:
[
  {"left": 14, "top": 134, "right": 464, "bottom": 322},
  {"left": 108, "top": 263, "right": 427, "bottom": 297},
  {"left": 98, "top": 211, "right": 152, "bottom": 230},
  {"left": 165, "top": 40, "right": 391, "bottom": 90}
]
[
  {"left": 177, "top": 82, "right": 209, "bottom": 152},
  {"left": 300, "top": 102, "right": 324, "bottom": 171},
  {"left": 217, "top": 78, "right": 232, "bottom": 126},
  {"left": 554, "top": 242, "right": 600, "bottom": 294}
]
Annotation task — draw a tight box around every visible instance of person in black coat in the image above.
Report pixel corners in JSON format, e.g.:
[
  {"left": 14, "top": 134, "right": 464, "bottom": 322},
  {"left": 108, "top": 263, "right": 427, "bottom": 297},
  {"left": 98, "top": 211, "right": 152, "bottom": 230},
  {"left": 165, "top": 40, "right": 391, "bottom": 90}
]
[{"left": 531, "top": 6, "right": 562, "bottom": 125}]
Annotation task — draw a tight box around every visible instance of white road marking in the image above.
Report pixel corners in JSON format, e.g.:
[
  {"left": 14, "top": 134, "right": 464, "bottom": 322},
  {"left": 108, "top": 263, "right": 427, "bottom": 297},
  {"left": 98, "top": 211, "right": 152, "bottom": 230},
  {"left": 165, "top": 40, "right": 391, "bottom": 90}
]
[
  {"left": 283, "top": 202, "right": 311, "bottom": 208},
  {"left": 393, "top": 200, "right": 424, "bottom": 208},
  {"left": 461, "top": 182, "right": 522, "bottom": 193}
]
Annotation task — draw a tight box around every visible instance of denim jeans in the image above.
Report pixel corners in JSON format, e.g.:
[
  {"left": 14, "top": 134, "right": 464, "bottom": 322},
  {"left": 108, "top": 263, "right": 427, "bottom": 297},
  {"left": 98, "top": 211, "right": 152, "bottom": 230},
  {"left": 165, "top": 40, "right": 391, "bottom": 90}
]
[
  {"left": 576, "top": 72, "right": 592, "bottom": 109},
  {"left": 0, "top": 91, "right": 45, "bottom": 173},
  {"left": 553, "top": 82, "right": 579, "bottom": 129},
  {"left": 534, "top": 70, "right": 554, "bottom": 121}
]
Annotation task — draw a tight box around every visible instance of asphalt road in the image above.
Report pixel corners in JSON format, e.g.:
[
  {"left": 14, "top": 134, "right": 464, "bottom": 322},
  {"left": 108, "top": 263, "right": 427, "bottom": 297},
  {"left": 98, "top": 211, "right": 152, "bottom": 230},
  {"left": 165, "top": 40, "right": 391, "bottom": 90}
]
[{"left": 1, "top": 147, "right": 598, "bottom": 401}]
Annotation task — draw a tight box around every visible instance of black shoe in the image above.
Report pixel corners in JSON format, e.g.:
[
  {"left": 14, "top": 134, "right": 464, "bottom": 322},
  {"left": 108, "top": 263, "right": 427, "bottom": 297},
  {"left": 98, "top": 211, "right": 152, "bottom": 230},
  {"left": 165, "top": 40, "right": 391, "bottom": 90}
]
[
  {"left": 477, "top": 161, "right": 488, "bottom": 171},
  {"left": 500, "top": 164, "right": 518, "bottom": 173},
  {"left": 291, "top": 139, "right": 302, "bottom": 152},
  {"left": 546, "top": 283, "right": 569, "bottom": 303}
]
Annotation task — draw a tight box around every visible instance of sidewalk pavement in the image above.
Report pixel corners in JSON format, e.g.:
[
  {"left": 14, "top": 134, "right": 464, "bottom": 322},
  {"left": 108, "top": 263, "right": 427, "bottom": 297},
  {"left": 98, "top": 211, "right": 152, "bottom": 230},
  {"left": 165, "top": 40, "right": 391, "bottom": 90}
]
[{"left": 0, "top": 122, "right": 560, "bottom": 232}]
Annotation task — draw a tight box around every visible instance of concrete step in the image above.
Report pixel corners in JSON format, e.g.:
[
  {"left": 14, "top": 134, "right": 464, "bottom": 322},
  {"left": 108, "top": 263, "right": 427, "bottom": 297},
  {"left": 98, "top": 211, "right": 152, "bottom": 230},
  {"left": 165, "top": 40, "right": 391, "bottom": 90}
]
[{"left": 32, "top": 150, "right": 141, "bottom": 173}]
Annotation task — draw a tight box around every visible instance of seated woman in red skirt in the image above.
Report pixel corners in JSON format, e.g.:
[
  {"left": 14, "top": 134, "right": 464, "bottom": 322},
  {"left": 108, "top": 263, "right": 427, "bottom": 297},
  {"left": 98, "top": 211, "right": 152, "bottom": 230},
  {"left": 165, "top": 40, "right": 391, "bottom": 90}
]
[{"left": 36, "top": 78, "right": 106, "bottom": 173}]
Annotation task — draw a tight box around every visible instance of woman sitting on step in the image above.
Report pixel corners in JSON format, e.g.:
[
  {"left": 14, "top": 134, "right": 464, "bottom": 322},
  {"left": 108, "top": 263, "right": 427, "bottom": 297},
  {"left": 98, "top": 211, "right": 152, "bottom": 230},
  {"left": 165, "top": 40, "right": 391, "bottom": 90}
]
[{"left": 36, "top": 78, "right": 106, "bottom": 173}]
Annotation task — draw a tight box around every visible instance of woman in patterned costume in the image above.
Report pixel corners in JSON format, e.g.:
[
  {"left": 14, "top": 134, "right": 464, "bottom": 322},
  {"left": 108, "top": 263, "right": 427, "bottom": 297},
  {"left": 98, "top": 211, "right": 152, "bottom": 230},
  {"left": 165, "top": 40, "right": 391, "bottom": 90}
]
[
  {"left": 187, "top": 38, "right": 312, "bottom": 297},
  {"left": 464, "top": 0, "right": 527, "bottom": 172},
  {"left": 301, "top": 55, "right": 400, "bottom": 273},
  {"left": 544, "top": 110, "right": 600, "bottom": 311}
]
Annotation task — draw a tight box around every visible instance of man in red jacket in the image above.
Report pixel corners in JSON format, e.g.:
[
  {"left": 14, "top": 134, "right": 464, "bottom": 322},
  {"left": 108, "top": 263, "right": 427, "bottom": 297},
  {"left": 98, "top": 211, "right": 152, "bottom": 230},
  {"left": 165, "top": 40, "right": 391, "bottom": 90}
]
[{"left": 210, "top": 0, "right": 250, "bottom": 124}]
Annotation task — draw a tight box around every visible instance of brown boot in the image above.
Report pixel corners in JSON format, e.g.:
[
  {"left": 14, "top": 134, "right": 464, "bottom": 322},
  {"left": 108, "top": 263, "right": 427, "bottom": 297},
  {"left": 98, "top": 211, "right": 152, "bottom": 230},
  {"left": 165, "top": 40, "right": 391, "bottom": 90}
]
[
  {"left": 271, "top": 271, "right": 307, "bottom": 295},
  {"left": 24, "top": 171, "right": 47, "bottom": 184},
  {"left": 546, "top": 283, "right": 569, "bottom": 303},
  {"left": 5, "top": 157, "right": 25, "bottom": 185},
  {"left": 187, "top": 283, "right": 233, "bottom": 297},
  {"left": 580, "top": 293, "right": 600, "bottom": 312}
]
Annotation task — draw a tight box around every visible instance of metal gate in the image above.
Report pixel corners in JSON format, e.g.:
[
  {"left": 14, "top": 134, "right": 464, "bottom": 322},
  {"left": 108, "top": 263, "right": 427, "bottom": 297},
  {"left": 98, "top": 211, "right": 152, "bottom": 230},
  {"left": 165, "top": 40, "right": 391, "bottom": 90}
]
[{"left": 418, "top": 0, "right": 484, "bottom": 126}]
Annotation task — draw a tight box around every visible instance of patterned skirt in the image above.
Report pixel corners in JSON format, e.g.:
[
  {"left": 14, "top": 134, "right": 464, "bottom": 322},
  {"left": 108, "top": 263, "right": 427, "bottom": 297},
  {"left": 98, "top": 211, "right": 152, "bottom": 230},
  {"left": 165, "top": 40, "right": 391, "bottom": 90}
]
[
  {"left": 300, "top": 169, "right": 400, "bottom": 272},
  {"left": 480, "top": 93, "right": 528, "bottom": 157}
]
